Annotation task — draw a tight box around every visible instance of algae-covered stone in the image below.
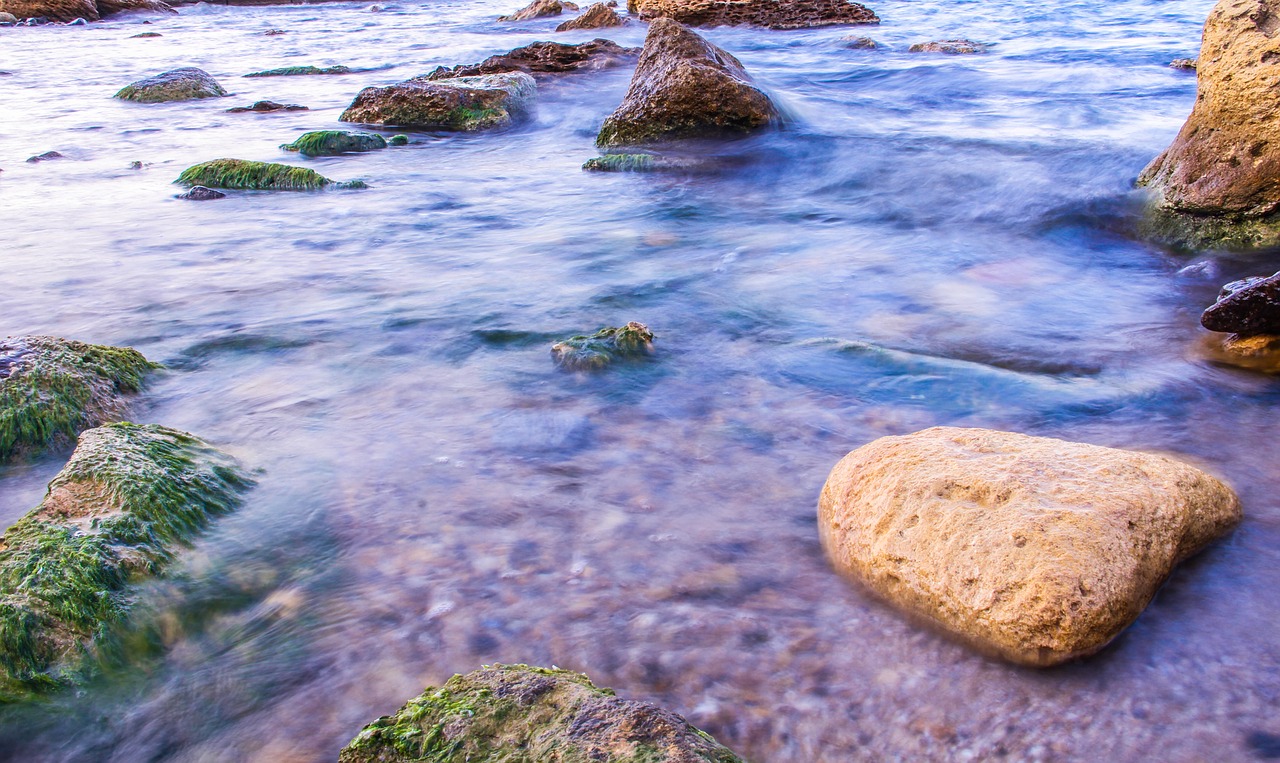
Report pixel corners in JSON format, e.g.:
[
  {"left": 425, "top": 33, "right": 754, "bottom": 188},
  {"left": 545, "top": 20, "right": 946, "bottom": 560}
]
[
  {"left": 583, "top": 153, "right": 659, "bottom": 172},
  {"left": 551, "top": 321, "right": 654, "bottom": 370},
  {"left": 339, "top": 664, "right": 743, "bottom": 763},
  {"left": 225, "top": 100, "right": 309, "bottom": 113},
  {"left": 340, "top": 72, "right": 536, "bottom": 131},
  {"left": 0, "top": 336, "right": 157, "bottom": 461},
  {"left": 244, "top": 64, "right": 354, "bottom": 77},
  {"left": 175, "top": 159, "right": 364, "bottom": 191},
  {"left": 114, "top": 68, "right": 227, "bottom": 103},
  {"left": 280, "top": 130, "right": 387, "bottom": 157},
  {"left": 388, "top": 134, "right": 409, "bottom": 146},
  {"left": 0, "top": 423, "right": 252, "bottom": 701}
]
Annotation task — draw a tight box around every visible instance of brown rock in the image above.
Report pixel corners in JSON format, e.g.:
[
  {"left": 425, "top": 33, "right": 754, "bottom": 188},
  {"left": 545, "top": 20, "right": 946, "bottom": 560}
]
[
  {"left": 0, "top": 0, "right": 96, "bottom": 21},
  {"left": 1201, "top": 271, "right": 1280, "bottom": 334},
  {"left": 557, "top": 1, "right": 627, "bottom": 30},
  {"left": 596, "top": 19, "right": 780, "bottom": 147},
  {"left": 1198, "top": 331, "right": 1280, "bottom": 373},
  {"left": 907, "top": 39, "right": 987, "bottom": 54},
  {"left": 225, "top": 100, "right": 309, "bottom": 113},
  {"left": 498, "top": 0, "right": 578, "bottom": 21},
  {"left": 818, "top": 427, "right": 1241, "bottom": 667},
  {"left": 629, "top": 0, "right": 877, "bottom": 30},
  {"left": 340, "top": 72, "right": 536, "bottom": 130},
  {"left": 95, "top": 0, "right": 171, "bottom": 15},
  {"left": 422, "top": 39, "right": 639, "bottom": 80}
]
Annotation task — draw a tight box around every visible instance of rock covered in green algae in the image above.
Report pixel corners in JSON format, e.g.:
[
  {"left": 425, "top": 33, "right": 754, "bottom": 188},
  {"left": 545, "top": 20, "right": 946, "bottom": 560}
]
[
  {"left": 243, "top": 64, "right": 354, "bottom": 77},
  {"left": 0, "top": 423, "right": 252, "bottom": 701},
  {"left": 551, "top": 321, "right": 654, "bottom": 370},
  {"left": 175, "top": 159, "right": 365, "bottom": 191},
  {"left": 0, "top": 336, "right": 157, "bottom": 461},
  {"left": 387, "top": 134, "right": 409, "bottom": 146},
  {"left": 340, "top": 72, "right": 536, "bottom": 131},
  {"left": 338, "top": 664, "right": 744, "bottom": 763},
  {"left": 280, "top": 130, "right": 387, "bottom": 157},
  {"left": 114, "top": 67, "right": 227, "bottom": 103}
]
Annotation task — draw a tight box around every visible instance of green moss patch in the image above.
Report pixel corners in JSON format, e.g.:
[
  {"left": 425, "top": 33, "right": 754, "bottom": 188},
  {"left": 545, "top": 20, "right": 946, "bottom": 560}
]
[
  {"left": 551, "top": 321, "right": 655, "bottom": 371},
  {"left": 280, "top": 130, "right": 388, "bottom": 157},
  {"left": 175, "top": 159, "right": 365, "bottom": 191},
  {"left": 114, "top": 67, "right": 226, "bottom": 103},
  {"left": 583, "top": 154, "right": 658, "bottom": 172}
]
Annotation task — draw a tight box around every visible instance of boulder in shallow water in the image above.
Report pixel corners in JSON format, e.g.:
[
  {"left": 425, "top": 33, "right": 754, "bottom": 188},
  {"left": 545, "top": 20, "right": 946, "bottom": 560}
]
[
  {"left": 556, "top": 1, "right": 627, "bottom": 30},
  {"left": 907, "top": 39, "right": 986, "bottom": 54},
  {"left": 0, "top": 11, "right": 16, "bottom": 21},
  {"left": 0, "top": 0, "right": 95, "bottom": 22},
  {"left": 225, "top": 100, "right": 308, "bottom": 113},
  {"left": 176, "top": 159, "right": 364, "bottom": 190},
  {"left": 818, "top": 427, "right": 1241, "bottom": 666},
  {"left": 340, "top": 72, "right": 536, "bottom": 130},
  {"left": 243, "top": 64, "right": 356, "bottom": 77},
  {"left": 26, "top": 151, "right": 63, "bottom": 163},
  {"left": 280, "top": 130, "right": 387, "bottom": 156},
  {"left": 551, "top": 321, "right": 654, "bottom": 370},
  {"left": 596, "top": 19, "right": 780, "bottom": 147},
  {"left": 1201, "top": 271, "right": 1280, "bottom": 334},
  {"left": 498, "top": 0, "right": 577, "bottom": 21},
  {"left": 0, "top": 423, "right": 251, "bottom": 700},
  {"left": 114, "top": 67, "right": 226, "bottom": 103},
  {"left": 338, "top": 664, "right": 744, "bottom": 763},
  {"left": 95, "top": 0, "right": 172, "bottom": 15},
  {"left": 422, "top": 39, "right": 638, "bottom": 80},
  {"left": 175, "top": 185, "right": 226, "bottom": 200},
  {"left": 629, "top": 0, "right": 877, "bottom": 29}
]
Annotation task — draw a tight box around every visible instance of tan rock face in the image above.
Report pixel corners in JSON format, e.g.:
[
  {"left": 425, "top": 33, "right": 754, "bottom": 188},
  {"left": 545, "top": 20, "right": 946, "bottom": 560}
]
[
  {"left": 0, "top": 0, "right": 97, "bottom": 21},
  {"left": 629, "top": 0, "right": 877, "bottom": 30},
  {"left": 818, "top": 427, "right": 1241, "bottom": 666}
]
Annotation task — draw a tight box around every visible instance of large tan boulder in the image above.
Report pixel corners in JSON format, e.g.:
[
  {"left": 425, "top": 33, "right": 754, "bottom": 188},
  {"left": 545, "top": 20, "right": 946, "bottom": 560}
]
[
  {"left": 0, "top": 0, "right": 97, "bottom": 21},
  {"left": 818, "top": 427, "right": 1241, "bottom": 667},
  {"left": 1138, "top": 0, "right": 1280, "bottom": 248}
]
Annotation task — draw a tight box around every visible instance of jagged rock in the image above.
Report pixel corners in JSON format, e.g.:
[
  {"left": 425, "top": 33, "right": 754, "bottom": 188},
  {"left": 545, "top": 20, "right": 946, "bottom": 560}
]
[
  {"left": 0, "top": 0, "right": 95, "bottom": 22},
  {"left": 1202, "top": 271, "right": 1280, "bottom": 334},
  {"left": 225, "top": 100, "right": 309, "bottom": 113},
  {"left": 338, "top": 665, "right": 743, "bottom": 763},
  {"left": 908, "top": 39, "right": 986, "bottom": 54},
  {"left": 1170, "top": 57, "right": 1198, "bottom": 70},
  {"left": 551, "top": 322, "right": 654, "bottom": 370},
  {"left": 629, "top": 0, "right": 877, "bottom": 30},
  {"left": 280, "top": 130, "right": 387, "bottom": 156},
  {"left": 842, "top": 34, "right": 878, "bottom": 48},
  {"left": 818, "top": 427, "right": 1241, "bottom": 666},
  {"left": 422, "top": 39, "right": 638, "bottom": 80},
  {"left": 1138, "top": 0, "right": 1280, "bottom": 249},
  {"left": 556, "top": 1, "right": 627, "bottom": 30},
  {"left": 175, "top": 185, "right": 226, "bottom": 200},
  {"left": 263, "top": 28, "right": 285, "bottom": 35},
  {"left": 596, "top": 19, "right": 780, "bottom": 147},
  {"left": 498, "top": 0, "right": 577, "bottom": 21},
  {"left": 0, "top": 336, "right": 157, "bottom": 461},
  {"left": 244, "top": 64, "right": 357, "bottom": 77},
  {"left": 340, "top": 72, "right": 536, "bottom": 130},
  {"left": 25, "top": 151, "right": 63, "bottom": 163},
  {"left": 114, "top": 67, "right": 227, "bottom": 103},
  {"left": 175, "top": 159, "right": 365, "bottom": 190},
  {"left": 0, "top": 423, "right": 251, "bottom": 700}
]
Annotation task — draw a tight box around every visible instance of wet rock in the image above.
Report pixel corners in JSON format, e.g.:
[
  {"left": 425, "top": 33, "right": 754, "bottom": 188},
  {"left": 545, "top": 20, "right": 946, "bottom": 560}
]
[
  {"left": 629, "top": 0, "right": 877, "bottom": 30},
  {"left": 225, "top": 100, "right": 309, "bottom": 113},
  {"left": 818, "top": 427, "right": 1241, "bottom": 667},
  {"left": 422, "top": 39, "right": 639, "bottom": 80},
  {"left": 387, "top": 134, "right": 409, "bottom": 145},
  {"left": 596, "top": 19, "right": 780, "bottom": 147},
  {"left": 1201, "top": 271, "right": 1280, "bottom": 334},
  {"left": 1203, "top": 331, "right": 1280, "bottom": 373},
  {"left": 0, "top": 423, "right": 251, "bottom": 700},
  {"left": 551, "top": 321, "right": 654, "bottom": 370},
  {"left": 338, "top": 664, "right": 744, "bottom": 763},
  {"left": 244, "top": 64, "right": 357, "bottom": 77},
  {"left": 1169, "top": 56, "right": 1197, "bottom": 70},
  {"left": 280, "top": 130, "right": 387, "bottom": 156},
  {"left": 129, "top": 31, "right": 161, "bottom": 37},
  {"left": 128, "top": 160, "right": 143, "bottom": 169},
  {"left": 340, "top": 72, "right": 536, "bottom": 131},
  {"left": 175, "top": 185, "right": 226, "bottom": 200},
  {"left": 1138, "top": 0, "right": 1280, "bottom": 249},
  {"left": 95, "top": 0, "right": 172, "bottom": 15},
  {"left": 65, "top": 15, "right": 83, "bottom": 23},
  {"left": 263, "top": 27, "right": 285, "bottom": 35},
  {"left": 498, "top": 0, "right": 577, "bottom": 21},
  {"left": 843, "top": 34, "right": 878, "bottom": 48},
  {"left": 908, "top": 39, "right": 987, "bottom": 54},
  {"left": 114, "top": 67, "right": 227, "bottom": 103},
  {"left": 176, "top": 159, "right": 365, "bottom": 191},
  {"left": 0, "top": 0, "right": 95, "bottom": 22},
  {"left": 583, "top": 153, "right": 664, "bottom": 171},
  {"left": 0, "top": 336, "right": 157, "bottom": 461},
  {"left": 0, "top": 11, "right": 16, "bottom": 21},
  {"left": 26, "top": 151, "right": 63, "bottom": 163},
  {"left": 556, "top": 1, "right": 627, "bottom": 30}
]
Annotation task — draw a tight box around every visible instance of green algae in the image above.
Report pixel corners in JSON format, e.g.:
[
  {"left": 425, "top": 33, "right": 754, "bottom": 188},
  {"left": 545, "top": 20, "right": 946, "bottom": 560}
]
[
  {"left": 388, "top": 134, "right": 409, "bottom": 146},
  {"left": 244, "top": 65, "right": 353, "bottom": 77},
  {"left": 1139, "top": 204, "right": 1280, "bottom": 251},
  {"left": 583, "top": 154, "right": 657, "bottom": 172},
  {"left": 175, "top": 159, "right": 365, "bottom": 191},
  {"left": 0, "top": 423, "right": 252, "bottom": 701},
  {"left": 551, "top": 322, "right": 655, "bottom": 371},
  {"left": 0, "top": 336, "right": 158, "bottom": 461},
  {"left": 280, "top": 130, "right": 387, "bottom": 157}
]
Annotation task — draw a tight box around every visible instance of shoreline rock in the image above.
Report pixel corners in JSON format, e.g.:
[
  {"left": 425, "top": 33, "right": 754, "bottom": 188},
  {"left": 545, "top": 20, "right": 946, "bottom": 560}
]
[
  {"left": 176, "top": 159, "right": 365, "bottom": 190},
  {"left": 114, "top": 68, "right": 227, "bottom": 103},
  {"left": 340, "top": 72, "right": 536, "bottom": 131},
  {"left": 0, "top": 0, "right": 96, "bottom": 21},
  {"left": 629, "top": 0, "right": 878, "bottom": 30},
  {"left": 556, "top": 1, "right": 627, "bottom": 30},
  {"left": 551, "top": 321, "right": 654, "bottom": 370},
  {"left": 422, "top": 39, "right": 638, "bottom": 80},
  {"left": 498, "top": 0, "right": 577, "bottom": 21}
]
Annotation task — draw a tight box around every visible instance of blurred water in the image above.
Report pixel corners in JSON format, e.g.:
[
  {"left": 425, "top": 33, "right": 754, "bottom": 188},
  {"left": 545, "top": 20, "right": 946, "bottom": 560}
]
[{"left": 2, "top": 0, "right": 1279, "bottom": 760}]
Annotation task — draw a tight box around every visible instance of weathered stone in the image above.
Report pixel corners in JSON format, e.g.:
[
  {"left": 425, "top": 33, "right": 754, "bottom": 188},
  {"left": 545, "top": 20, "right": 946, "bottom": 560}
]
[
  {"left": 0, "top": 0, "right": 95, "bottom": 22},
  {"left": 1138, "top": 0, "right": 1280, "bottom": 248},
  {"left": 387, "top": 134, "right": 409, "bottom": 145},
  {"left": 244, "top": 64, "right": 356, "bottom": 77},
  {"left": 281, "top": 130, "right": 387, "bottom": 156},
  {"left": 340, "top": 72, "right": 536, "bottom": 130},
  {"left": 908, "top": 39, "right": 986, "bottom": 54},
  {"left": 1201, "top": 271, "right": 1280, "bottom": 334},
  {"left": 1170, "top": 56, "right": 1198, "bottom": 70},
  {"left": 338, "top": 664, "right": 743, "bottom": 763},
  {"left": 498, "top": 0, "right": 577, "bottom": 20},
  {"left": 25, "top": 151, "right": 63, "bottom": 163},
  {"left": 95, "top": 0, "right": 171, "bottom": 16},
  {"left": 551, "top": 321, "right": 654, "bottom": 370},
  {"left": 225, "top": 100, "right": 309, "bottom": 113},
  {"left": 629, "top": 0, "right": 877, "bottom": 30},
  {"left": 818, "top": 427, "right": 1241, "bottom": 667},
  {"left": 557, "top": 1, "right": 627, "bottom": 30},
  {"left": 114, "top": 67, "right": 227, "bottom": 103},
  {"left": 129, "top": 30, "right": 162, "bottom": 37},
  {"left": 422, "top": 39, "right": 638, "bottom": 80},
  {"left": 597, "top": 19, "right": 780, "bottom": 147},
  {"left": 0, "top": 423, "right": 251, "bottom": 700},
  {"left": 175, "top": 159, "right": 364, "bottom": 191},
  {"left": 0, "top": 11, "right": 16, "bottom": 21},
  {"left": 842, "top": 34, "right": 878, "bottom": 48},
  {"left": 175, "top": 185, "right": 226, "bottom": 200}
]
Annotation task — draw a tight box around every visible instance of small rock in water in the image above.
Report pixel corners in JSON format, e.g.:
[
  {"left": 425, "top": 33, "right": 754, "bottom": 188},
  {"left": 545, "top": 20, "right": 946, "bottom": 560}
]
[
  {"left": 263, "top": 28, "right": 286, "bottom": 35},
  {"left": 1169, "top": 57, "right": 1197, "bottom": 70},
  {"left": 0, "top": 70, "right": 12, "bottom": 75},
  {"left": 66, "top": 16, "right": 85, "bottom": 24},
  {"left": 551, "top": 321, "right": 654, "bottom": 370},
  {"left": 225, "top": 100, "right": 309, "bottom": 113},
  {"left": 244, "top": 65, "right": 356, "bottom": 77},
  {"left": 556, "top": 2, "right": 627, "bottom": 30},
  {"left": 26, "top": 150, "right": 63, "bottom": 163},
  {"left": 128, "top": 160, "right": 143, "bottom": 169},
  {"left": 387, "top": 134, "right": 408, "bottom": 145},
  {"left": 115, "top": 67, "right": 227, "bottom": 103},
  {"left": 843, "top": 35, "right": 879, "bottom": 49},
  {"left": 176, "top": 185, "right": 226, "bottom": 200},
  {"left": 1202, "top": 271, "right": 1280, "bottom": 335},
  {"left": 176, "top": 159, "right": 361, "bottom": 191},
  {"left": 422, "top": 39, "right": 638, "bottom": 80},
  {"left": 632, "top": 0, "right": 876, "bottom": 29},
  {"left": 280, "top": 130, "right": 387, "bottom": 156},
  {"left": 908, "top": 39, "right": 988, "bottom": 54},
  {"left": 0, "top": 12, "right": 17, "bottom": 23},
  {"left": 129, "top": 31, "right": 161, "bottom": 37},
  {"left": 498, "top": 0, "right": 577, "bottom": 21},
  {"left": 340, "top": 72, "right": 536, "bottom": 131}
]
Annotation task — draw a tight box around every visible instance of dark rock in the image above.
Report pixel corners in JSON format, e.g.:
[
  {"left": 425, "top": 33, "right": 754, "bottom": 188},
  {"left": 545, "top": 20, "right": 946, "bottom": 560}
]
[
  {"left": 129, "top": 31, "right": 161, "bottom": 37},
  {"left": 95, "top": 0, "right": 172, "bottom": 15},
  {"left": 65, "top": 15, "right": 84, "bottom": 23},
  {"left": 908, "top": 39, "right": 987, "bottom": 54},
  {"left": 1201, "top": 271, "right": 1280, "bottom": 335},
  {"left": 0, "top": 0, "right": 96, "bottom": 23},
  {"left": 26, "top": 151, "right": 63, "bottom": 163},
  {"left": 596, "top": 19, "right": 780, "bottom": 147},
  {"left": 843, "top": 34, "right": 878, "bottom": 48},
  {"left": 629, "top": 0, "right": 877, "bottom": 30},
  {"left": 280, "top": 130, "right": 387, "bottom": 156},
  {"left": 176, "top": 185, "right": 226, "bottom": 200},
  {"left": 340, "top": 72, "right": 536, "bottom": 130},
  {"left": 263, "top": 28, "right": 285, "bottom": 34},
  {"left": 556, "top": 1, "right": 627, "bottom": 30},
  {"left": 225, "top": 100, "right": 309, "bottom": 113},
  {"left": 498, "top": 0, "right": 578, "bottom": 21},
  {"left": 422, "top": 39, "right": 639, "bottom": 80},
  {"left": 244, "top": 64, "right": 358, "bottom": 77},
  {"left": 551, "top": 321, "right": 654, "bottom": 370},
  {"left": 128, "top": 160, "right": 143, "bottom": 169},
  {"left": 1169, "top": 57, "right": 1197, "bottom": 70},
  {"left": 114, "top": 67, "right": 227, "bottom": 103}
]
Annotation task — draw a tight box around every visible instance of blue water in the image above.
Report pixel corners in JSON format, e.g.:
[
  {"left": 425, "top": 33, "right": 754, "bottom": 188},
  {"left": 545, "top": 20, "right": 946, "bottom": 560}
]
[{"left": 2, "top": 0, "right": 1279, "bottom": 759}]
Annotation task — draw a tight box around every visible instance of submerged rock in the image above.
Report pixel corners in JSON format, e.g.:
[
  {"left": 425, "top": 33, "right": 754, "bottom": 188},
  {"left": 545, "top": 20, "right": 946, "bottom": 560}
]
[
  {"left": 243, "top": 65, "right": 356, "bottom": 77},
  {"left": 25, "top": 151, "right": 63, "bottom": 163},
  {"left": 551, "top": 321, "right": 654, "bottom": 370},
  {"left": 114, "top": 67, "right": 227, "bottom": 103},
  {"left": 422, "top": 39, "right": 638, "bottom": 80},
  {"left": 629, "top": 0, "right": 877, "bottom": 30},
  {"left": 1138, "top": 0, "right": 1280, "bottom": 249},
  {"left": 1201, "top": 271, "right": 1280, "bottom": 335},
  {"left": 176, "top": 159, "right": 364, "bottom": 191},
  {"left": 225, "top": 100, "right": 308, "bottom": 113},
  {"left": 340, "top": 72, "right": 536, "bottom": 130},
  {"left": 129, "top": 31, "right": 162, "bottom": 37},
  {"left": 556, "top": 1, "right": 627, "bottom": 30},
  {"left": 908, "top": 39, "right": 987, "bottom": 54},
  {"left": 0, "top": 336, "right": 156, "bottom": 461},
  {"left": 338, "top": 664, "right": 743, "bottom": 763},
  {"left": 498, "top": 0, "right": 577, "bottom": 21},
  {"left": 583, "top": 153, "right": 663, "bottom": 171},
  {"left": 842, "top": 34, "right": 878, "bottom": 48},
  {"left": 1208, "top": 331, "right": 1280, "bottom": 372},
  {"left": 596, "top": 19, "right": 780, "bottom": 147},
  {"left": 280, "top": 130, "right": 387, "bottom": 156},
  {"left": 818, "top": 427, "right": 1241, "bottom": 667},
  {"left": 387, "top": 134, "right": 409, "bottom": 145},
  {"left": 0, "top": 423, "right": 251, "bottom": 700},
  {"left": 175, "top": 185, "right": 226, "bottom": 200},
  {"left": 95, "top": 0, "right": 171, "bottom": 15},
  {"left": 0, "top": 0, "right": 95, "bottom": 22}
]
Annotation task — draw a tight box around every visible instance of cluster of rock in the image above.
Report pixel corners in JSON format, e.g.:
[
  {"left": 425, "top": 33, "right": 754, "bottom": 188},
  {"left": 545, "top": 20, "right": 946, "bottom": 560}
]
[
  {"left": 0, "top": 0, "right": 169, "bottom": 22},
  {"left": 1199, "top": 272, "right": 1280, "bottom": 369},
  {"left": 551, "top": 321, "right": 655, "bottom": 370},
  {"left": 628, "top": 0, "right": 876, "bottom": 29}
]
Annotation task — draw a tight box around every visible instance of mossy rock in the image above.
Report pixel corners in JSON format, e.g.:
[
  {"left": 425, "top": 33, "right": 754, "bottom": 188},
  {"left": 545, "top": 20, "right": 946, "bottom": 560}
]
[
  {"left": 243, "top": 65, "right": 353, "bottom": 77},
  {"left": 114, "top": 67, "right": 227, "bottom": 103},
  {"left": 280, "top": 130, "right": 388, "bottom": 157},
  {"left": 340, "top": 72, "right": 536, "bottom": 131},
  {"left": 0, "top": 336, "right": 157, "bottom": 461},
  {"left": 175, "top": 159, "right": 365, "bottom": 191},
  {"left": 1138, "top": 204, "right": 1280, "bottom": 251},
  {"left": 388, "top": 134, "right": 409, "bottom": 146},
  {"left": 551, "top": 321, "right": 654, "bottom": 371},
  {"left": 0, "top": 423, "right": 252, "bottom": 701},
  {"left": 339, "top": 664, "right": 744, "bottom": 763}
]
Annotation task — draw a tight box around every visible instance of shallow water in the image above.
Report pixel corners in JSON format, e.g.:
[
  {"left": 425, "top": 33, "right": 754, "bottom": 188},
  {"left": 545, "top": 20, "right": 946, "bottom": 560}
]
[{"left": 2, "top": 0, "right": 1280, "bottom": 759}]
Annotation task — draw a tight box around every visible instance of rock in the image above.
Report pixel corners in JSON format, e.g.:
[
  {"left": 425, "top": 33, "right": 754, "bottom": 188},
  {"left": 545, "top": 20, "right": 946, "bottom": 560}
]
[
  {"left": 498, "top": 0, "right": 578, "bottom": 21},
  {"left": 176, "top": 159, "right": 364, "bottom": 191},
  {"left": 338, "top": 664, "right": 744, "bottom": 763},
  {"left": 1138, "top": 0, "right": 1280, "bottom": 249},
  {"left": 263, "top": 27, "right": 285, "bottom": 34},
  {"left": 175, "top": 185, "right": 226, "bottom": 200},
  {"left": 0, "top": 0, "right": 96, "bottom": 23},
  {"left": 1202, "top": 331, "right": 1280, "bottom": 373},
  {"left": 1170, "top": 56, "right": 1198, "bottom": 70},
  {"left": 551, "top": 321, "right": 654, "bottom": 370},
  {"left": 556, "top": 1, "right": 627, "bottom": 30},
  {"left": 842, "top": 34, "right": 878, "bottom": 48},
  {"left": 94, "top": 0, "right": 172, "bottom": 15},
  {"left": 129, "top": 31, "right": 161, "bottom": 37},
  {"left": 114, "top": 67, "right": 227, "bottom": 103},
  {"left": 629, "top": 0, "right": 877, "bottom": 30},
  {"left": 65, "top": 15, "right": 83, "bottom": 23},
  {"left": 387, "top": 134, "right": 409, "bottom": 145},
  {"left": 128, "top": 160, "right": 143, "bottom": 169},
  {"left": 421, "top": 39, "right": 639, "bottom": 80},
  {"left": 1201, "top": 271, "right": 1280, "bottom": 334},
  {"left": 340, "top": 72, "right": 536, "bottom": 130},
  {"left": 818, "top": 427, "right": 1241, "bottom": 667},
  {"left": 0, "top": 11, "right": 16, "bottom": 21},
  {"left": 908, "top": 39, "right": 987, "bottom": 54},
  {"left": 244, "top": 64, "right": 357, "bottom": 77},
  {"left": 25, "top": 151, "right": 63, "bottom": 163},
  {"left": 583, "top": 153, "right": 664, "bottom": 171},
  {"left": 280, "top": 130, "right": 387, "bottom": 156},
  {"left": 225, "top": 100, "right": 309, "bottom": 113},
  {"left": 0, "top": 336, "right": 157, "bottom": 461},
  {"left": 0, "top": 422, "right": 251, "bottom": 700},
  {"left": 596, "top": 19, "right": 780, "bottom": 147}
]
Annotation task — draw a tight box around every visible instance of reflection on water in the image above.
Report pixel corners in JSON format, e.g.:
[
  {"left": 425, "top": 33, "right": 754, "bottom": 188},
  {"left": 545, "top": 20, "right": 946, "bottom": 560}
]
[{"left": 2, "top": 0, "right": 1279, "bottom": 759}]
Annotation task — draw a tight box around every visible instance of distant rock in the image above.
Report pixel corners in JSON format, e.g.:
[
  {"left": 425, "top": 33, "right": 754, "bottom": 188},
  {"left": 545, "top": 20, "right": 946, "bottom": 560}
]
[
  {"left": 340, "top": 72, "right": 536, "bottom": 130},
  {"left": 556, "top": 1, "right": 627, "bottom": 30},
  {"left": 908, "top": 39, "right": 987, "bottom": 54},
  {"left": 26, "top": 151, "right": 63, "bottom": 163},
  {"left": 1202, "top": 272, "right": 1280, "bottom": 335},
  {"left": 498, "top": 0, "right": 577, "bottom": 21},
  {"left": 0, "top": 11, "right": 16, "bottom": 21},
  {"left": 281, "top": 130, "right": 387, "bottom": 156},
  {"left": 583, "top": 153, "right": 665, "bottom": 171},
  {"left": 551, "top": 321, "right": 654, "bottom": 370},
  {"left": 129, "top": 31, "right": 161, "bottom": 37},
  {"left": 244, "top": 64, "right": 360, "bottom": 77},
  {"left": 629, "top": 0, "right": 877, "bottom": 30},
  {"left": 596, "top": 19, "right": 780, "bottom": 147},
  {"left": 387, "top": 134, "right": 409, "bottom": 145},
  {"left": 225, "top": 100, "right": 309, "bottom": 113},
  {"left": 842, "top": 34, "right": 878, "bottom": 48},
  {"left": 94, "top": 0, "right": 172, "bottom": 15},
  {"left": 263, "top": 28, "right": 285, "bottom": 35},
  {"left": 175, "top": 185, "right": 226, "bottom": 200},
  {"left": 176, "top": 159, "right": 365, "bottom": 190},
  {"left": 114, "top": 67, "right": 227, "bottom": 103},
  {"left": 0, "top": 0, "right": 96, "bottom": 22},
  {"left": 65, "top": 15, "right": 84, "bottom": 22},
  {"left": 1169, "top": 56, "right": 1197, "bottom": 70},
  {"left": 421, "top": 39, "right": 638, "bottom": 80}
]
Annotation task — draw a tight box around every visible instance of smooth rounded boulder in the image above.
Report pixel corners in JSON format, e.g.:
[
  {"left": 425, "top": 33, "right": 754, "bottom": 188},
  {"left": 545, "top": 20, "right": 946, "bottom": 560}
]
[
  {"left": 340, "top": 72, "right": 535, "bottom": 130},
  {"left": 818, "top": 427, "right": 1241, "bottom": 666},
  {"left": 114, "top": 68, "right": 227, "bottom": 103}
]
